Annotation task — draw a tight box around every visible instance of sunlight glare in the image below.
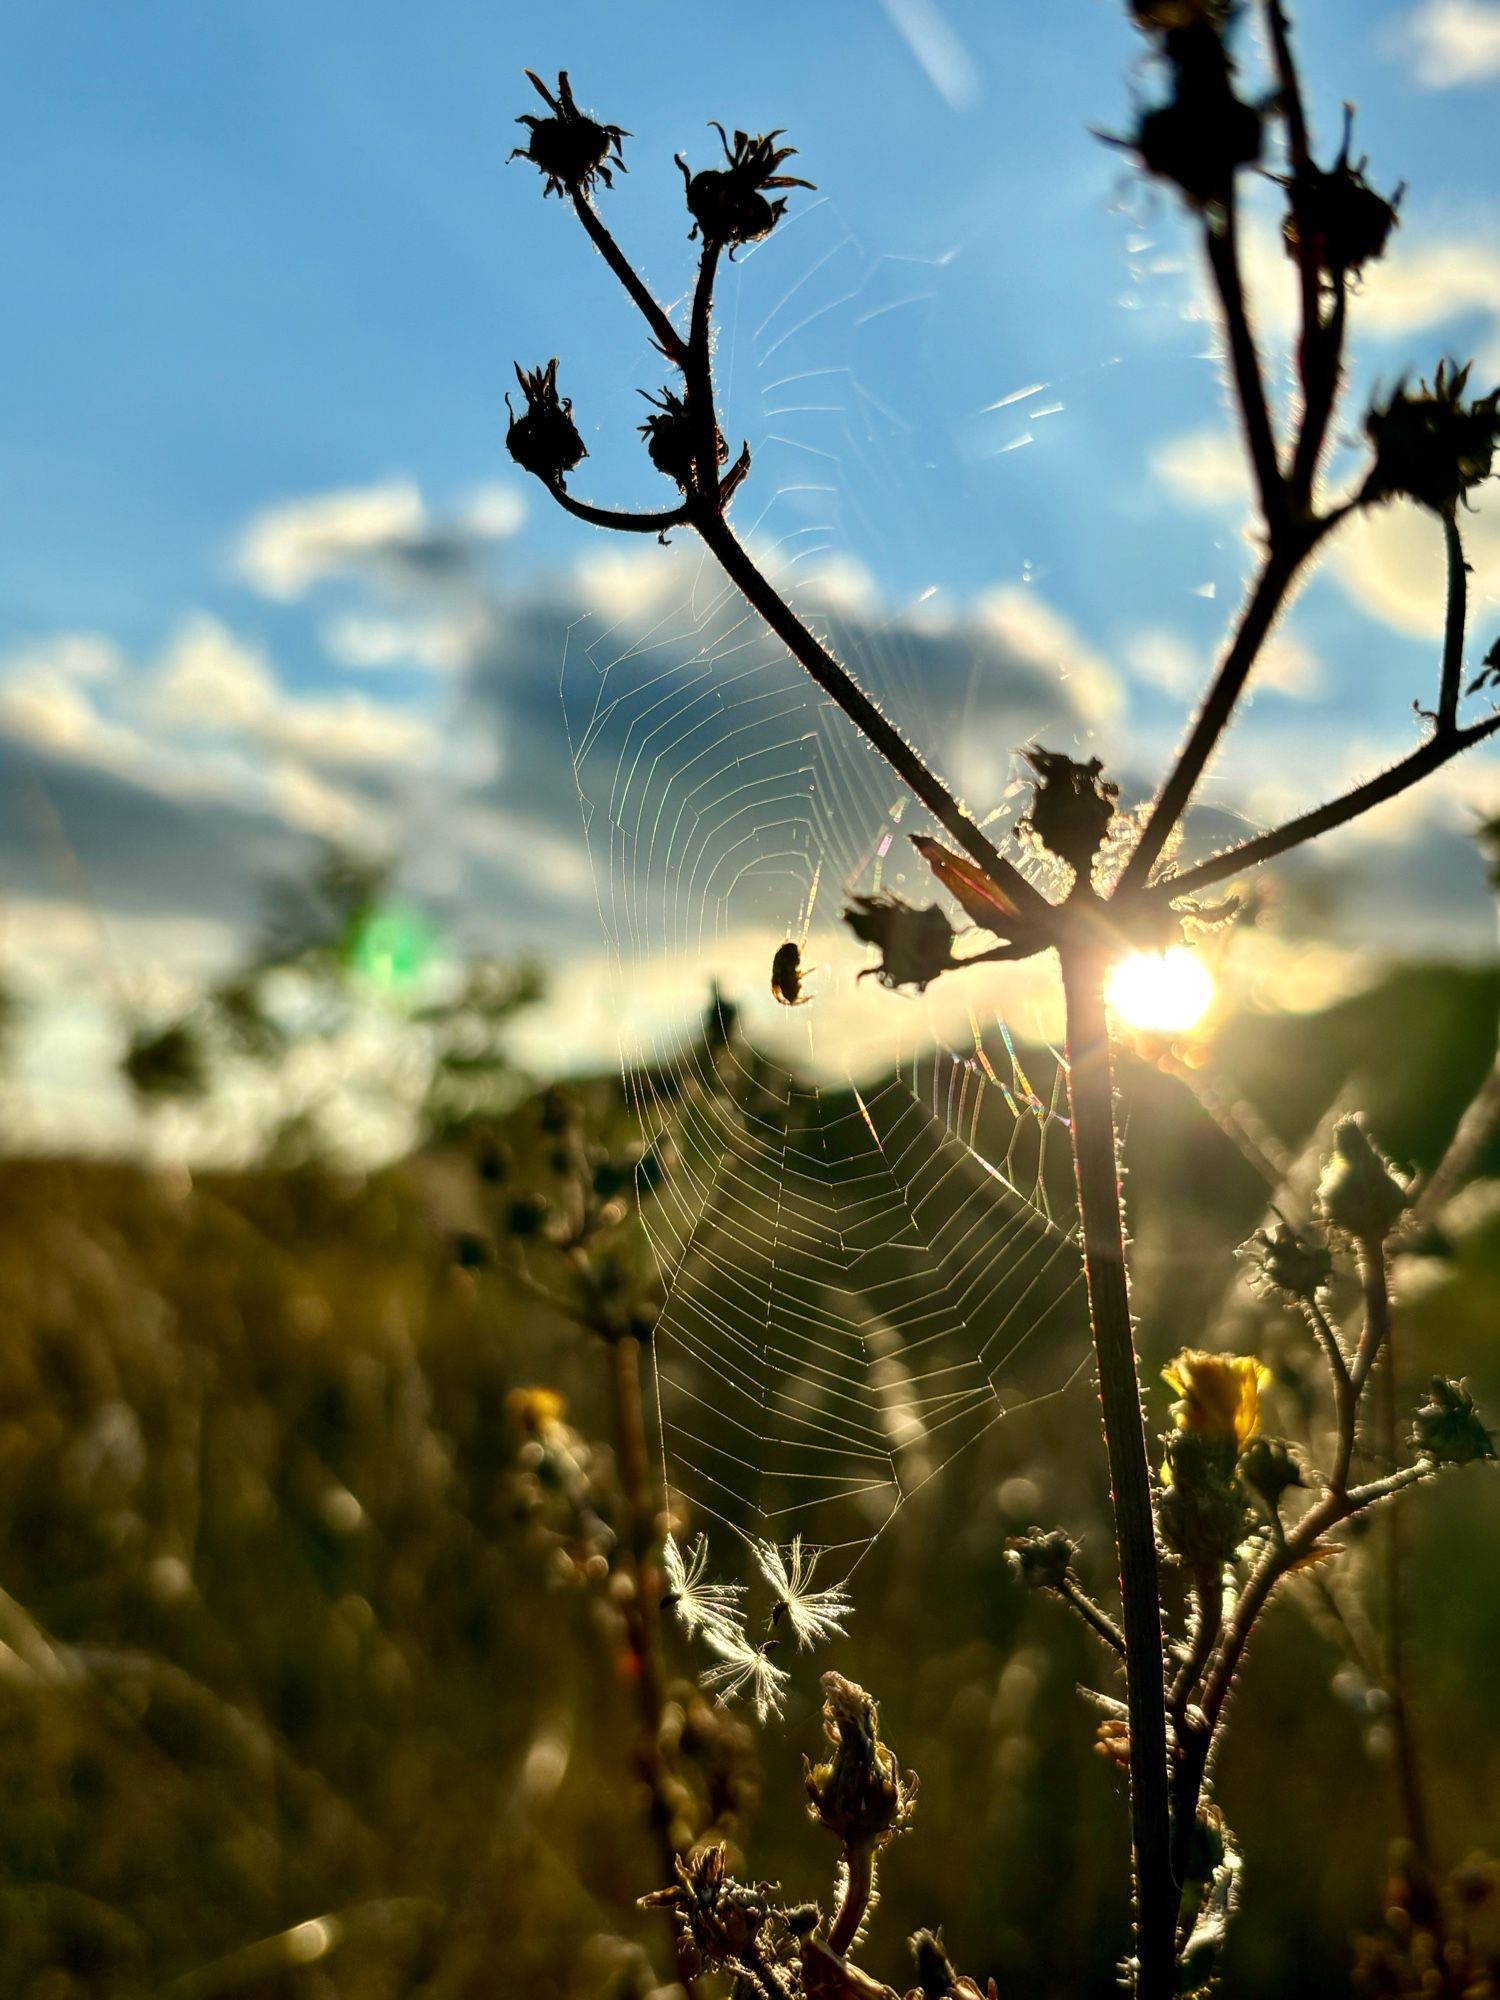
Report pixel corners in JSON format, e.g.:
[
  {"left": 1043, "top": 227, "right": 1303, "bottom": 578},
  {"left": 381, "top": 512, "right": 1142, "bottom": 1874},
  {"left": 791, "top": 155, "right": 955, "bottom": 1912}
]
[{"left": 1106, "top": 947, "right": 1213, "bottom": 1033}]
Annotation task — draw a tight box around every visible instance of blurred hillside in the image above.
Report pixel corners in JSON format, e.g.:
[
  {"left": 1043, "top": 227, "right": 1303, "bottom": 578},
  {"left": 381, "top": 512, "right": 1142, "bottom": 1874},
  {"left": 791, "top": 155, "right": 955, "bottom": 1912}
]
[{"left": 0, "top": 961, "right": 1495, "bottom": 1999}]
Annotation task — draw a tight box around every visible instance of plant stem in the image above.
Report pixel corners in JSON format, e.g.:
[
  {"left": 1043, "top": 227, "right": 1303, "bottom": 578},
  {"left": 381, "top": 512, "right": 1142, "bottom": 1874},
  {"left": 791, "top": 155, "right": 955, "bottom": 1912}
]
[
  {"left": 827, "top": 1845, "right": 875, "bottom": 1958},
  {"left": 1159, "top": 708, "right": 1500, "bottom": 902},
  {"left": 1439, "top": 511, "right": 1468, "bottom": 734},
  {"left": 1119, "top": 546, "right": 1306, "bottom": 895},
  {"left": 609, "top": 1331, "right": 701, "bottom": 1997},
  {"left": 692, "top": 510, "right": 1051, "bottom": 924},
  {"left": 1203, "top": 199, "right": 1285, "bottom": 535},
  {"left": 568, "top": 191, "right": 687, "bottom": 366},
  {"left": 1058, "top": 937, "right": 1174, "bottom": 1999}
]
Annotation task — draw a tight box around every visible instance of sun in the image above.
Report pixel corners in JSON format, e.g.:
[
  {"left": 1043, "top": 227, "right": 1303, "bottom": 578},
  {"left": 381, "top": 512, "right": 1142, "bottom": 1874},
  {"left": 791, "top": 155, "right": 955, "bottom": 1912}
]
[{"left": 1106, "top": 947, "right": 1214, "bottom": 1034}]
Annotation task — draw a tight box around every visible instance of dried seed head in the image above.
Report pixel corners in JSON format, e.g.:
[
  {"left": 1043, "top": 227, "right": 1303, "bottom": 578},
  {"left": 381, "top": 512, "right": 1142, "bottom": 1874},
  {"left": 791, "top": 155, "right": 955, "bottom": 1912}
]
[
  {"left": 1242, "top": 1217, "right": 1333, "bottom": 1302},
  {"left": 677, "top": 124, "right": 815, "bottom": 251},
  {"left": 1412, "top": 1376, "right": 1495, "bottom": 1465},
  {"left": 510, "top": 70, "right": 628, "bottom": 198},
  {"left": 1316, "top": 1116, "right": 1409, "bottom": 1243},
  {"left": 1020, "top": 747, "right": 1118, "bottom": 879},
  {"left": 639, "top": 1843, "right": 775, "bottom": 1973},
  {"left": 1362, "top": 360, "right": 1500, "bottom": 517},
  {"left": 1127, "top": 22, "right": 1260, "bottom": 209},
  {"left": 1005, "top": 1525, "right": 1079, "bottom": 1592},
  {"left": 843, "top": 893, "right": 956, "bottom": 993},
  {"left": 1284, "top": 111, "right": 1402, "bottom": 280},
  {"left": 506, "top": 360, "right": 587, "bottom": 485},
  {"left": 803, "top": 1672, "right": 916, "bottom": 1852},
  {"left": 1236, "top": 1435, "right": 1304, "bottom": 1516},
  {"left": 638, "top": 387, "right": 727, "bottom": 488}
]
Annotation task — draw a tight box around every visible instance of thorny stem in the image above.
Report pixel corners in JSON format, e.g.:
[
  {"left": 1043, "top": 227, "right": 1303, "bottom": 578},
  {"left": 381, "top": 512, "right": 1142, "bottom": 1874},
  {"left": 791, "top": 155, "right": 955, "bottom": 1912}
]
[
  {"left": 1204, "top": 200, "right": 1286, "bottom": 536},
  {"left": 1169, "top": 1565, "right": 1224, "bottom": 1720},
  {"left": 1058, "top": 939, "right": 1174, "bottom": 2000},
  {"left": 692, "top": 508, "right": 1052, "bottom": 925},
  {"left": 827, "top": 1845, "right": 875, "bottom": 1959},
  {"left": 1305, "top": 1296, "right": 1354, "bottom": 1496},
  {"left": 687, "top": 239, "right": 724, "bottom": 503},
  {"left": 568, "top": 189, "right": 687, "bottom": 367}
]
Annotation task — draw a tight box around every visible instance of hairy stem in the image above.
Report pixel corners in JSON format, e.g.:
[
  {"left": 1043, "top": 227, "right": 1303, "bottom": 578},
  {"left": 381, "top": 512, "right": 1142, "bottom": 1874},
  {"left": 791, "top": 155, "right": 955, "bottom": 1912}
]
[
  {"left": 1059, "top": 938, "right": 1174, "bottom": 1999},
  {"left": 1059, "top": 1574, "right": 1128, "bottom": 1659},
  {"left": 547, "top": 483, "right": 689, "bottom": 535},
  {"left": 692, "top": 509, "right": 1051, "bottom": 923},
  {"left": 1204, "top": 200, "right": 1285, "bottom": 534},
  {"left": 609, "top": 1332, "right": 700, "bottom": 1997},
  {"left": 827, "top": 1845, "right": 875, "bottom": 1958},
  {"left": 1159, "top": 709, "right": 1500, "bottom": 902},
  {"left": 1439, "top": 511, "right": 1468, "bottom": 734},
  {"left": 1120, "top": 546, "right": 1306, "bottom": 895},
  {"left": 568, "top": 191, "right": 687, "bottom": 366}
]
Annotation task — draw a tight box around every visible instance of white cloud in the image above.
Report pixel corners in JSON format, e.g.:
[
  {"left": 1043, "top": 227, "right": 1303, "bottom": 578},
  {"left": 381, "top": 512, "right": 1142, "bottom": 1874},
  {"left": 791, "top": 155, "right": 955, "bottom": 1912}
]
[
  {"left": 1330, "top": 495, "right": 1500, "bottom": 638},
  {"left": 976, "top": 586, "right": 1126, "bottom": 725},
  {"left": 1150, "top": 429, "right": 1249, "bottom": 510},
  {"left": 154, "top": 615, "right": 277, "bottom": 729},
  {"left": 461, "top": 484, "right": 527, "bottom": 540},
  {"left": 1126, "top": 623, "right": 1321, "bottom": 701},
  {"left": 237, "top": 482, "right": 427, "bottom": 600},
  {"left": 321, "top": 611, "right": 479, "bottom": 673},
  {"left": 1404, "top": 0, "right": 1500, "bottom": 85}
]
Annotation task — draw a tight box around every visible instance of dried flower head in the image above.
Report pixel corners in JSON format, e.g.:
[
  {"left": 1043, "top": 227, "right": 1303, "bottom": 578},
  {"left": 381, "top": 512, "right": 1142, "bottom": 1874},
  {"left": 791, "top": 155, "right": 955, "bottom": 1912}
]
[
  {"left": 639, "top": 1843, "right": 774, "bottom": 1976},
  {"left": 1242, "top": 1217, "right": 1333, "bottom": 1302},
  {"left": 804, "top": 1672, "right": 916, "bottom": 1852},
  {"left": 1129, "top": 24, "right": 1262, "bottom": 209},
  {"left": 510, "top": 69, "right": 628, "bottom": 198},
  {"left": 843, "top": 893, "right": 956, "bottom": 992},
  {"left": 1283, "top": 110, "right": 1402, "bottom": 281},
  {"left": 1236, "top": 1435, "right": 1304, "bottom": 1515},
  {"left": 677, "top": 124, "right": 814, "bottom": 251},
  {"left": 754, "top": 1535, "right": 852, "bottom": 1650},
  {"left": 1021, "top": 747, "right": 1118, "bottom": 878},
  {"left": 638, "top": 386, "right": 727, "bottom": 488},
  {"left": 1164, "top": 1350, "right": 1269, "bottom": 1454},
  {"left": 1412, "top": 1376, "right": 1495, "bottom": 1465},
  {"left": 506, "top": 359, "right": 587, "bottom": 485},
  {"left": 661, "top": 1531, "right": 747, "bottom": 1647},
  {"left": 1316, "top": 1116, "right": 1409, "bottom": 1243},
  {"left": 1005, "top": 1525, "right": 1079, "bottom": 1592},
  {"left": 1362, "top": 360, "right": 1500, "bottom": 517}
]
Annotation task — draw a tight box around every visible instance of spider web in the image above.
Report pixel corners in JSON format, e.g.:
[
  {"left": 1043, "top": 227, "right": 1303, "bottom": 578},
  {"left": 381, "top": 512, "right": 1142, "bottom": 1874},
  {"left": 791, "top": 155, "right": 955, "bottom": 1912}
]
[{"left": 559, "top": 196, "right": 1103, "bottom": 1597}]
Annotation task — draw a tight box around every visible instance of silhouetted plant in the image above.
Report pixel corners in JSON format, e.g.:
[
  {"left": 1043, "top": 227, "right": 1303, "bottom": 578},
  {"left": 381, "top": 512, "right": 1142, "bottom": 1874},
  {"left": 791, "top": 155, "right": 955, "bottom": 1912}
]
[{"left": 507, "top": 9, "right": 1499, "bottom": 1994}]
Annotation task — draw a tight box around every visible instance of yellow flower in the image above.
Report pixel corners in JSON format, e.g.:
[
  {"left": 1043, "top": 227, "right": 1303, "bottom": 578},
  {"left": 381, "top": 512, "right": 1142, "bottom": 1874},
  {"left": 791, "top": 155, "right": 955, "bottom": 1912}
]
[
  {"left": 1162, "top": 1350, "right": 1269, "bottom": 1453},
  {"left": 506, "top": 1386, "right": 568, "bottom": 1436}
]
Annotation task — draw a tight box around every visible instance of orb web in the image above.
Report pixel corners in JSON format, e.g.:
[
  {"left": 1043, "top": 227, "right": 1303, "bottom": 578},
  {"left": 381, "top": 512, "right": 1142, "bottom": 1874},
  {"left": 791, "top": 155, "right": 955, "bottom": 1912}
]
[{"left": 558, "top": 195, "right": 1101, "bottom": 1602}]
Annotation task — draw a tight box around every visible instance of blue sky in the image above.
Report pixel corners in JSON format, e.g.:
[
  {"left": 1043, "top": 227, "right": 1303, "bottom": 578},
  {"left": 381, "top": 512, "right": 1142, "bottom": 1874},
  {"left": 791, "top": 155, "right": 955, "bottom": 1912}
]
[{"left": 2, "top": 0, "right": 1498, "bottom": 1146}]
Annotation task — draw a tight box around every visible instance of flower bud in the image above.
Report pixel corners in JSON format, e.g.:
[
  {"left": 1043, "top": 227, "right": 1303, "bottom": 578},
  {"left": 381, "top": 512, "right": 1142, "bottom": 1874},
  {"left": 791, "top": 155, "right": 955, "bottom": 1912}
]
[
  {"left": 506, "top": 360, "right": 587, "bottom": 485},
  {"left": 1021, "top": 748, "right": 1118, "bottom": 879},
  {"left": 677, "top": 126, "right": 814, "bottom": 250},
  {"left": 804, "top": 1673, "right": 916, "bottom": 1852},
  {"left": 1242, "top": 1218, "right": 1332, "bottom": 1301},
  {"left": 1159, "top": 1430, "right": 1253, "bottom": 1568},
  {"left": 1236, "top": 1435, "right": 1304, "bottom": 1515},
  {"left": 1412, "top": 1376, "right": 1495, "bottom": 1465},
  {"left": 1316, "top": 1117, "right": 1409, "bottom": 1243},
  {"left": 509, "top": 70, "right": 627, "bottom": 199},
  {"left": 638, "top": 387, "right": 726, "bottom": 488},
  {"left": 1005, "top": 1526, "right": 1078, "bottom": 1592},
  {"left": 1362, "top": 361, "right": 1500, "bottom": 517},
  {"left": 1284, "top": 120, "right": 1401, "bottom": 281}
]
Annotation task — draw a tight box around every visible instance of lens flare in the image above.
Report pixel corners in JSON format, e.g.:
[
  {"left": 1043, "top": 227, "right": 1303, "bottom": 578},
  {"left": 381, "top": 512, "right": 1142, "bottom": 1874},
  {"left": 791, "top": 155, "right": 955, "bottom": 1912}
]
[{"left": 1106, "top": 947, "right": 1213, "bottom": 1033}]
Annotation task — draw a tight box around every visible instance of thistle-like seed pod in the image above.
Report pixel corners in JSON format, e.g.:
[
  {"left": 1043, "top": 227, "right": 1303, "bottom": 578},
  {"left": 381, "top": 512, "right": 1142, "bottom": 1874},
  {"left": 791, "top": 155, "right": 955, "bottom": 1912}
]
[
  {"left": 1412, "top": 1376, "right": 1495, "bottom": 1465},
  {"left": 1283, "top": 112, "right": 1402, "bottom": 281},
  {"left": 1005, "top": 1525, "right": 1079, "bottom": 1592},
  {"left": 676, "top": 124, "right": 815, "bottom": 251},
  {"left": 1242, "top": 1218, "right": 1333, "bottom": 1301},
  {"left": 1021, "top": 747, "right": 1119, "bottom": 879},
  {"left": 1362, "top": 360, "right": 1500, "bottom": 517},
  {"left": 506, "top": 360, "right": 587, "bottom": 485},
  {"left": 510, "top": 70, "right": 628, "bottom": 199},
  {"left": 803, "top": 1672, "right": 916, "bottom": 1851},
  {"left": 638, "top": 387, "right": 727, "bottom": 488}
]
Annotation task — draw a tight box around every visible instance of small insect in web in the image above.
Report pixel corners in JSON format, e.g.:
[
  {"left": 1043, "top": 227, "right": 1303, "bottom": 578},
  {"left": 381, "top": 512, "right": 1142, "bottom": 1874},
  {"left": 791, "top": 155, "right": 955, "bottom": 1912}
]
[
  {"left": 770, "top": 939, "right": 814, "bottom": 1007},
  {"left": 755, "top": 1536, "right": 852, "bottom": 1650}
]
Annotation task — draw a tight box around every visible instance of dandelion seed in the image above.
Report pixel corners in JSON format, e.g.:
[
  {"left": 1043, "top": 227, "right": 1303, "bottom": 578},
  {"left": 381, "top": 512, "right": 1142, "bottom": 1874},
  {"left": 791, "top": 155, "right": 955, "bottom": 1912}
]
[
  {"left": 701, "top": 1631, "right": 790, "bottom": 1723},
  {"left": 753, "top": 1536, "right": 852, "bottom": 1650},
  {"left": 660, "top": 1532, "right": 746, "bottom": 1646}
]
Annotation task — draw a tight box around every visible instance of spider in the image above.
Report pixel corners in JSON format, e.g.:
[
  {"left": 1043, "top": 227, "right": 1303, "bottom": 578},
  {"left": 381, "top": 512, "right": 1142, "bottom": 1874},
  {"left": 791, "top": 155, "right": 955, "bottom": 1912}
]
[{"left": 770, "top": 940, "right": 814, "bottom": 1007}]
